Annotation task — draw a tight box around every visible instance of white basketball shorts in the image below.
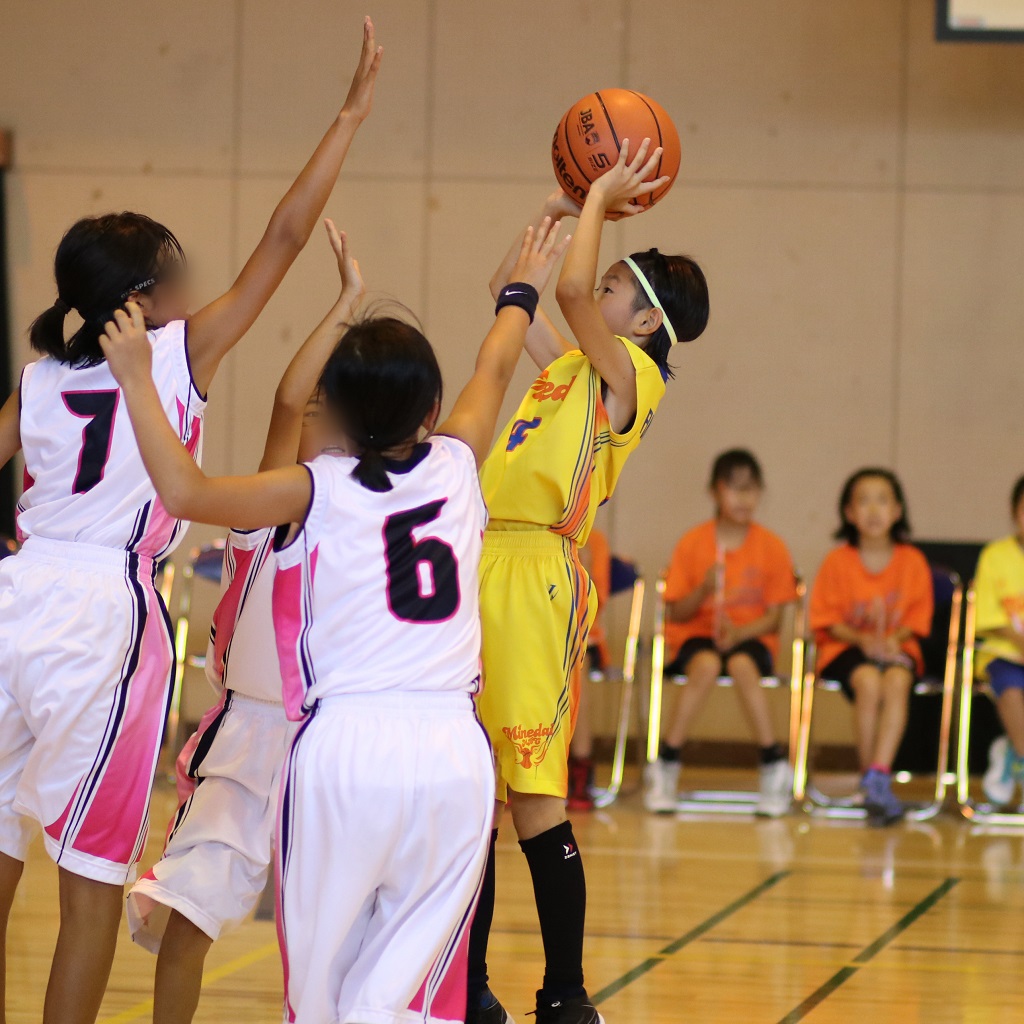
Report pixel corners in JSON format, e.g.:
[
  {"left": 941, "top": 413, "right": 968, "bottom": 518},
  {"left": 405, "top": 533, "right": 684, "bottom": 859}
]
[
  {"left": 128, "top": 690, "right": 295, "bottom": 951},
  {"left": 0, "top": 537, "right": 174, "bottom": 884},
  {"left": 278, "top": 692, "right": 495, "bottom": 1024}
]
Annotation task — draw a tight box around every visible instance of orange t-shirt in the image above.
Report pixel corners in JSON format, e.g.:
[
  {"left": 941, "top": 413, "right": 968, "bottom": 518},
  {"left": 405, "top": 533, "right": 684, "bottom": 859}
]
[
  {"left": 663, "top": 520, "right": 797, "bottom": 658},
  {"left": 809, "top": 543, "right": 934, "bottom": 675},
  {"left": 584, "top": 528, "right": 612, "bottom": 651}
]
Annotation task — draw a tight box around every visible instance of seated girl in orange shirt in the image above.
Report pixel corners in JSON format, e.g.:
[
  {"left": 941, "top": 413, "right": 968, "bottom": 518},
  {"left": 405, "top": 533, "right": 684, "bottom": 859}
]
[
  {"left": 645, "top": 450, "right": 797, "bottom": 817},
  {"left": 809, "top": 468, "right": 933, "bottom": 827}
]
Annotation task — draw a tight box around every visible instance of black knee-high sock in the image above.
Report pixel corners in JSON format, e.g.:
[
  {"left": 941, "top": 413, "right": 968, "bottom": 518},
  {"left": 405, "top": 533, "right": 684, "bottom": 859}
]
[
  {"left": 520, "top": 821, "right": 586, "bottom": 1000},
  {"left": 467, "top": 828, "right": 498, "bottom": 1002}
]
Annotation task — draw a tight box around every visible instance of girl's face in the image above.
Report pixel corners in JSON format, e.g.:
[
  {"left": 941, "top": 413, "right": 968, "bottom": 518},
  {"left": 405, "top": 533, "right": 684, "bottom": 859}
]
[
  {"left": 712, "top": 469, "right": 762, "bottom": 526},
  {"left": 298, "top": 391, "right": 349, "bottom": 462},
  {"left": 845, "top": 476, "right": 902, "bottom": 543},
  {"left": 136, "top": 261, "right": 191, "bottom": 328},
  {"left": 596, "top": 262, "right": 660, "bottom": 345}
]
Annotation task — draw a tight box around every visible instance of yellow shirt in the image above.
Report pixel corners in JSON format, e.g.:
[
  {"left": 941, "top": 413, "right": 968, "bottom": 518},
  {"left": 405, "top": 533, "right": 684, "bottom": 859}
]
[
  {"left": 480, "top": 338, "right": 666, "bottom": 545},
  {"left": 975, "top": 535, "right": 1024, "bottom": 671}
]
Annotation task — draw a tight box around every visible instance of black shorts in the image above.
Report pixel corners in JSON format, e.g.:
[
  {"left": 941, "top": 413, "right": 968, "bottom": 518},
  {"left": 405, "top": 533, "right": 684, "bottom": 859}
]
[
  {"left": 819, "top": 646, "right": 917, "bottom": 702},
  {"left": 665, "top": 636, "right": 774, "bottom": 679}
]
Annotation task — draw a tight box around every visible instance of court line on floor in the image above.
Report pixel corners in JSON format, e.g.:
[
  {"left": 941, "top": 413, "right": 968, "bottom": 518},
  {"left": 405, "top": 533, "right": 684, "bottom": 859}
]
[
  {"left": 591, "top": 869, "right": 791, "bottom": 1005},
  {"left": 775, "top": 877, "right": 960, "bottom": 1024},
  {"left": 98, "top": 941, "right": 279, "bottom": 1024}
]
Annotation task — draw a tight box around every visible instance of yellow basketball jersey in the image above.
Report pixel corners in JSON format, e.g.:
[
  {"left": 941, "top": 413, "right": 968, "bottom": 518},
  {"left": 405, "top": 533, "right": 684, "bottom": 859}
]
[{"left": 480, "top": 337, "right": 666, "bottom": 544}]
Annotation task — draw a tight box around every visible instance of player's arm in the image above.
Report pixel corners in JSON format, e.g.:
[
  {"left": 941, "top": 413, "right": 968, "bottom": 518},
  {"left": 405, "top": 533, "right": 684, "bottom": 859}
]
[
  {"left": 181, "top": 18, "right": 382, "bottom": 397},
  {"left": 489, "top": 192, "right": 581, "bottom": 370},
  {"left": 101, "top": 305, "right": 311, "bottom": 529},
  {"left": 0, "top": 389, "right": 20, "bottom": 470},
  {"left": 259, "top": 220, "right": 364, "bottom": 472},
  {"left": 665, "top": 568, "right": 717, "bottom": 622},
  {"left": 438, "top": 218, "right": 570, "bottom": 465},
  {"left": 726, "top": 605, "right": 786, "bottom": 645},
  {"left": 555, "top": 139, "right": 668, "bottom": 433}
]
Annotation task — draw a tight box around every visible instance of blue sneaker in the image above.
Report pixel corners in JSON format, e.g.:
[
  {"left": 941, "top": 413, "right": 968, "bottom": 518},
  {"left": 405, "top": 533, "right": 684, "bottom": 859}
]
[
  {"left": 862, "top": 768, "right": 904, "bottom": 827},
  {"left": 467, "top": 987, "right": 515, "bottom": 1024}
]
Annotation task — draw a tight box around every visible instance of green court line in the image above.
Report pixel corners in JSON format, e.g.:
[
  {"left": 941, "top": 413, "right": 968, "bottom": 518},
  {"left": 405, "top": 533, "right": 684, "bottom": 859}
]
[
  {"left": 591, "top": 870, "right": 791, "bottom": 1005},
  {"left": 775, "top": 876, "right": 960, "bottom": 1024}
]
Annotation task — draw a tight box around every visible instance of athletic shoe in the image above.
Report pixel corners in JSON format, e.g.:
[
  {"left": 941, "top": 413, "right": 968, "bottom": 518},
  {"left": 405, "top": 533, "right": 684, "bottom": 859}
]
[
  {"left": 862, "top": 768, "right": 904, "bottom": 827},
  {"left": 466, "top": 988, "right": 515, "bottom": 1024},
  {"left": 755, "top": 758, "right": 794, "bottom": 818},
  {"left": 983, "top": 736, "right": 1020, "bottom": 806},
  {"left": 642, "top": 759, "right": 680, "bottom": 814},
  {"left": 567, "top": 757, "right": 595, "bottom": 811},
  {"left": 534, "top": 992, "right": 605, "bottom": 1024}
]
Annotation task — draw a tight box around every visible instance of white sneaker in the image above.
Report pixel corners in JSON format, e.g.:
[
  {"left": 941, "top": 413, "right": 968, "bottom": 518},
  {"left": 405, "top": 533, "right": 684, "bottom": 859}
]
[
  {"left": 983, "top": 736, "right": 1018, "bottom": 806},
  {"left": 755, "top": 759, "right": 794, "bottom": 818},
  {"left": 643, "top": 759, "right": 680, "bottom": 814}
]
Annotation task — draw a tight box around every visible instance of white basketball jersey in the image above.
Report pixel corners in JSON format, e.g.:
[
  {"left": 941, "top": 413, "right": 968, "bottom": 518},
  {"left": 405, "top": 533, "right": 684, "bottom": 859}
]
[
  {"left": 205, "top": 528, "right": 284, "bottom": 704},
  {"left": 17, "top": 320, "right": 205, "bottom": 558},
  {"left": 273, "top": 435, "right": 486, "bottom": 719}
]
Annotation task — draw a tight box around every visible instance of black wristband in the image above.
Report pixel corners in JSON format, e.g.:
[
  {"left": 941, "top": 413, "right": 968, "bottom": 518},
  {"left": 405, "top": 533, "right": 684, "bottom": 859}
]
[{"left": 495, "top": 283, "right": 539, "bottom": 324}]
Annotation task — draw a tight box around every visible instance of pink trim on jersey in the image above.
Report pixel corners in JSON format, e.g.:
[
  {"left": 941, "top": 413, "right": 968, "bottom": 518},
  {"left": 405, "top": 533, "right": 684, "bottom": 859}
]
[
  {"left": 57, "top": 594, "right": 173, "bottom": 864},
  {"left": 138, "top": 403, "right": 202, "bottom": 557},
  {"left": 409, "top": 918, "right": 472, "bottom": 1021},
  {"left": 209, "top": 544, "right": 264, "bottom": 682},
  {"left": 273, "top": 548, "right": 319, "bottom": 721}
]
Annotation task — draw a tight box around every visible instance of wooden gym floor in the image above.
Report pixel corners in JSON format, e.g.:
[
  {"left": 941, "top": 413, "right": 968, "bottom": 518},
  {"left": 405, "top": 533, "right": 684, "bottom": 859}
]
[{"left": 7, "top": 768, "right": 1024, "bottom": 1023}]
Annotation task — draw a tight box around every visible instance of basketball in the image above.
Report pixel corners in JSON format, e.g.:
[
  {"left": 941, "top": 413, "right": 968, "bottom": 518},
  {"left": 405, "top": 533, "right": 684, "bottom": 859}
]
[{"left": 551, "top": 88, "right": 681, "bottom": 211}]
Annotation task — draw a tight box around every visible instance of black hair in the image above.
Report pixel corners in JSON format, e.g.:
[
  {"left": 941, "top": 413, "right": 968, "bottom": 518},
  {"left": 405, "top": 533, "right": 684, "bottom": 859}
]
[
  {"left": 834, "top": 467, "right": 911, "bottom": 546},
  {"left": 710, "top": 448, "right": 763, "bottom": 489},
  {"left": 29, "top": 212, "right": 185, "bottom": 367},
  {"left": 1012, "top": 475, "right": 1024, "bottom": 516},
  {"left": 319, "top": 314, "right": 443, "bottom": 493},
  {"left": 626, "top": 248, "right": 709, "bottom": 379}
]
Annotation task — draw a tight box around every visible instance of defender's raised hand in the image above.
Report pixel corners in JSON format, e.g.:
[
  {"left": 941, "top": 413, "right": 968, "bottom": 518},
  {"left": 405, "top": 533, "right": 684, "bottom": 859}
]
[
  {"left": 325, "top": 218, "right": 365, "bottom": 307},
  {"left": 507, "top": 217, "right": 572, "bottom": 297},
  {"left": 341, "top": 16, "right": 383, "bottom": 122}
]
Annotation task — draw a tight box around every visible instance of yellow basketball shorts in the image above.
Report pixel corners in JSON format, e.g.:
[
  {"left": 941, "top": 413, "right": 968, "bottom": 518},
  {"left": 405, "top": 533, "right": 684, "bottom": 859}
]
[{"left": 476, "top": 529, "right": 597, "bottom": 801}]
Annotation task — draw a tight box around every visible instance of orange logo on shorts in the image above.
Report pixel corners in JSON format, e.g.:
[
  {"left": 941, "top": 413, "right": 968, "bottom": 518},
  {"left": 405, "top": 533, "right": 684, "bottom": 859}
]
[{"left": 502, "top": 722, "right": 556, "bottom": 769}]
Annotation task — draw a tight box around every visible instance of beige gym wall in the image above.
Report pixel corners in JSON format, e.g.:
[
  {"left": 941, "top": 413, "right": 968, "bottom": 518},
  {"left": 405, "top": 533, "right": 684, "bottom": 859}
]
[{"left": 3, "top": 1, "right": 1023, "bottom": 741}]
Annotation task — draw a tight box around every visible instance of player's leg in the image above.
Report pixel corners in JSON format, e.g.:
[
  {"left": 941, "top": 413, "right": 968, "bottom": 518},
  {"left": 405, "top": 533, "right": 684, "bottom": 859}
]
[
  {"left": 0, "top": 853, "right": 23, "bottom": 1023},
  {"left": 467, "top": 801, "right": 505, "bottom": 1022},
  {"left": 645, "top": 643, "right": 722, "bottom": 813},
  {"left": 153, "top": 911, "right": 213, "bottom": 1024},
  {"left": 848, "top": 662, "right": 884, "bottom": 772},
  {"left": 862, "top": 665, "right": 913, "bottom": 826},
  {"left": 983, "top": 662, "right": 1024, "bottom": 805},
  {"left": 726, "top": 646, "right": 791, "bottom": 817},
  {"left": 43, "top": 870, "right": 123, "bottom": 1024}
]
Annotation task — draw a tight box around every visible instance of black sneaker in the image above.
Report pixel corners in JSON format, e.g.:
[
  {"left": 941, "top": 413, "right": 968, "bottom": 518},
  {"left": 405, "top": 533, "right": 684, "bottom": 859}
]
[
  {"left": 467, "top": 987, "right": 515, "bottom": 1024},
  {"left": 534, "top": 992, "right": 605, "bottom": 1024}
]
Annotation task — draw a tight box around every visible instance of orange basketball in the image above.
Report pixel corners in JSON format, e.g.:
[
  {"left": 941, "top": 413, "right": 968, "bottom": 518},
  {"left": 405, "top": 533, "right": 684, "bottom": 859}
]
[{"left": 551, "top": 88, "right": 681, "bottom": 211}]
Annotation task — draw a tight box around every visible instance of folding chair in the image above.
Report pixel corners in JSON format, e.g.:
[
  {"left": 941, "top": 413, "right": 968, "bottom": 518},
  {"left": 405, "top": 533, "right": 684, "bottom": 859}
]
[
  {"left": 644, "top": 573, "right": 807, "bottom": 814},
  {"left": 164, "top": 541, "right": 226, "bottom": 756},
  {"left": 956, "top": 582, "right": 1024, "bottom": 825},
  {"left": 589, "top": 556, "right": 646, "bottom": 808},
  {"left": 794, "top": 565, "right": 961, "bottom": 820}
]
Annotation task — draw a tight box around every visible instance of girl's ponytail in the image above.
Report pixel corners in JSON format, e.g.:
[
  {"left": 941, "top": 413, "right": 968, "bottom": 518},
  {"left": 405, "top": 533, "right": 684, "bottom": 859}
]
[
  {"left": 351, "top": 444, "right": 393, "bottom": 493},
  {"left": 28, "top": 299, "right": 73, "bottom": 361}
]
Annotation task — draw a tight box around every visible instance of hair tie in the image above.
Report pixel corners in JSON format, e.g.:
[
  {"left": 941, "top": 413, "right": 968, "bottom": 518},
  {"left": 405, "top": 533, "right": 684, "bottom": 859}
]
[
  {"left": 622, "top": 256, "right": 678, "bottom": 346},
  {"left": 53, "top": 297, "right": 71, "bottom": 316}
]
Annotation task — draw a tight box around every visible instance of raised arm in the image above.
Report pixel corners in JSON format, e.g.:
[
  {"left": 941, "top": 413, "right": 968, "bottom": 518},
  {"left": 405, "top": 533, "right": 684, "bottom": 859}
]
[
  {"left": 100, "top": 305, "right": 312, "bottom": 530},
  {"left": 0, "top": 389, "right": 20, "bottom": 471},
  {"left": 183, "top": 18, "right": 382, "bottom": 396},
  {"left": 489, "top": 192, "right": 581, "bottom": 370},
  {"left": 555, "top": 139, "right": 668, "bottom": 433},
  {"left": 259, "top": 219, "right": 364, "bottom": 472},
  {"left": 438, "top": 218, "right": 571, "bottom": 465}
]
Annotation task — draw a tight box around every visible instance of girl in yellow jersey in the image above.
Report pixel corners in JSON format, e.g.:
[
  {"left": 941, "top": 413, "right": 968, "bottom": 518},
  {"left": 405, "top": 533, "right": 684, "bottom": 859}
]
[{"left": 467, "top": 140, "right": 710, "bottom": 1024}]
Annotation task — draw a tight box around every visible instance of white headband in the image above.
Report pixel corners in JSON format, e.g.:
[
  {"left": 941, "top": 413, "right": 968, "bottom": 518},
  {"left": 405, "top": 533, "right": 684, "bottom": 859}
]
[{"left": 622, "top": 256, "right": 678, "bottom": 346}]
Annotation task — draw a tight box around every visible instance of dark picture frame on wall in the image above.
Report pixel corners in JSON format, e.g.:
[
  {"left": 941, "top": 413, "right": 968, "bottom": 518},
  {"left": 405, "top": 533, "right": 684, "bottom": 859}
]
[{"left": 936, "top": 0, "right": 1024, "bottom": 41}]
